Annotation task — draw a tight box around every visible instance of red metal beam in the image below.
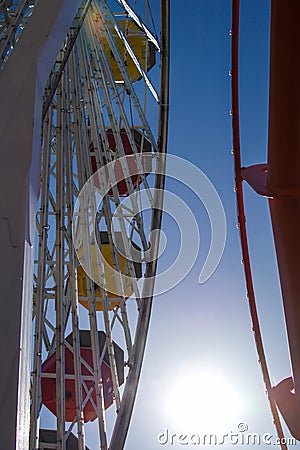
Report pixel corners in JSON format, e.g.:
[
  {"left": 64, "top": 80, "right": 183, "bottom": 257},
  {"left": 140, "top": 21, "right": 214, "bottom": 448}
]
[
  {"left": 267, "top": 0, "right": 300, "bottom": 427},
  {"left": 232, "top": 0, "right": 287, "bottom": 442},
  {"left": 231, "top": 0, "right": 287, "bottom": 447}
]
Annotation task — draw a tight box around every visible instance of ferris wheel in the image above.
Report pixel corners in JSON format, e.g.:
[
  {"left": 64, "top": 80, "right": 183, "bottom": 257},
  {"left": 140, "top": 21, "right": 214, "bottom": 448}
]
[{"left": 0, "top": 1, "right": 169, "bottom": 449}]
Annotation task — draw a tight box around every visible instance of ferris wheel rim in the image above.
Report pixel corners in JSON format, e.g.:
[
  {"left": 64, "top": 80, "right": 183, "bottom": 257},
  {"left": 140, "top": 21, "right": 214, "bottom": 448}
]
[{"left": 109, "top": 2, "right": 170, "bottom": 446}]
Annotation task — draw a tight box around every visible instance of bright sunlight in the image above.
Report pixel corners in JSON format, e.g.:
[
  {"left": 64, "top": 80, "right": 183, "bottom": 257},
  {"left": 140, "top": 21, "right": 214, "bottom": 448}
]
[{"left": 163, "top": 368, "right": 243, "bottom": 434}]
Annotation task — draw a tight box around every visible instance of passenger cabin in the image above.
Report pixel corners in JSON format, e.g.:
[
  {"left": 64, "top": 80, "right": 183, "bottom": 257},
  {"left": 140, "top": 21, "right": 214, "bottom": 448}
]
[
  {"left": 76, "top": 231, "right": 142, "bottom": 311},
  {"left": 90, "top": 128, "right": 152, "bottom": 197},
  {"left": 41, "top": 330, "right": 124, "bottom": 422},
  {"left": 97, "top": 19, "right": 156, "bottom": 83}
]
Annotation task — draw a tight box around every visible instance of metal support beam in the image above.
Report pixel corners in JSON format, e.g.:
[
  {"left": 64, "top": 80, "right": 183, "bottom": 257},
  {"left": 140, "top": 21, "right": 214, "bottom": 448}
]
[
  {"left": 109, "top": 0, "right": 170, "bottom": 447},
  {"left": 267, "top": 0, "right": 300, "bottom": 428},
  {"left": 0, "top": 1, "right": 81, "bottom": 448}
]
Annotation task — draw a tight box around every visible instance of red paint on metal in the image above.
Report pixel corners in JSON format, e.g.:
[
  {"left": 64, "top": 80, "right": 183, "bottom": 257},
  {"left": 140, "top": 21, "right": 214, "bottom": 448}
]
[
  {"left": 241, "top": 164, "right": 269, "bottom": 197},
  {"left": 90, "top": 129, "right": 151, "bottom": 196},
  {"left": 267, "top": 1, "right": 300, "bottom": 424},
  {"left": 272, "top": 378, "right": 300, "bottom": 441},
  {"left": 41, "top": 346, "right": 113, "bottom": 422},
  {"left": 231, "top": 1, "right": 287, "bottom": 447}
]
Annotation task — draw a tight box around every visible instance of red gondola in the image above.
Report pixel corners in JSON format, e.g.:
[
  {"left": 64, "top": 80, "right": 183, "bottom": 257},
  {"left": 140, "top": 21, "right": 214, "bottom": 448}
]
[
  {"left": 41, "top": 331, "right": 124, "bottom": 422},
  {"left": 90, "top": 129, "right": 151, "bottom": 196}
]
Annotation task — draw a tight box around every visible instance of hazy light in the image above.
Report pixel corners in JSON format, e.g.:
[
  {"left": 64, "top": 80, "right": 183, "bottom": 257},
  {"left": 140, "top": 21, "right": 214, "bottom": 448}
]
[{"left": 163, "top": 368, "right": 243, "bottom": 434}]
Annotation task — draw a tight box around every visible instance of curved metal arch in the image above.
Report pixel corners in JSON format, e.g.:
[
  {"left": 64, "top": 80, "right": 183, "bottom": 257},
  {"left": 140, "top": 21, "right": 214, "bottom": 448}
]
[
  {"left": 109, "top": 1, "right": 170, "bottom": 448},
  {"left": 231, "top": 1, "right": 286, "bottom": 448}
]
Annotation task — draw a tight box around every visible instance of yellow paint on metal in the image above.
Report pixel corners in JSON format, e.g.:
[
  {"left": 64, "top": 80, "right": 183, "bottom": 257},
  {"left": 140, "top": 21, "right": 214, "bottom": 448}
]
[
  {"left": 76, "top": 232, "right": 141, "bottom": 311},
  {"left": 98, "top": 19, "right": 156, "bottom": 83}
]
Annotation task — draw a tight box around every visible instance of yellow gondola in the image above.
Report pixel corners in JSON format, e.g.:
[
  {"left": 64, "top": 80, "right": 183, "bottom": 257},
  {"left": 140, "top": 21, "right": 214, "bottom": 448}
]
[
  {"left": 97, "top": 19, "right": 156, "bottom": 83},
  {"left": 77, "top": 231, "right": 142, "bottom": 310}
]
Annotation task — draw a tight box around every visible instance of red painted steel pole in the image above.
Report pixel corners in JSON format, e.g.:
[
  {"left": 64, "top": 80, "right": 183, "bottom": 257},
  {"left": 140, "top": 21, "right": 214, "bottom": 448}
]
[
  {"left": 267, "top": 0, "right": 300, "bottom": 409},
  {"left": 231, "top": 1, "right": 287, "bottom": 446}
]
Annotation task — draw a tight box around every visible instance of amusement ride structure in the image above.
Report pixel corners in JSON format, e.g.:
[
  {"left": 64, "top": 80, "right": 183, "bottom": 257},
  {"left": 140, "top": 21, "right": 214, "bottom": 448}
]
[
  {"left": 232, "top": 1, "right": 300, "bottom": 448},
  {"left": 0, "top": 0, "right": 169, "bottom": 448},
  {"left": 1, "top": 0, "right": 300, "bottom": 449}
]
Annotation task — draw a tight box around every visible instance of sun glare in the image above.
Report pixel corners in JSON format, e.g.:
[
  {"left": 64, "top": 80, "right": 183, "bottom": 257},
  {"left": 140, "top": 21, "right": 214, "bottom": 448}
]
[{"left": 163, "top": 369, "right": 243, "bottom": 433}]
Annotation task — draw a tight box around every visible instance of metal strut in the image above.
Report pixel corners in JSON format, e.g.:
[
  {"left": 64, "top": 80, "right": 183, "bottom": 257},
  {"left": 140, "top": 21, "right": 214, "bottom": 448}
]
[
  {"left": 42, "top": 0, "right": 92, "bottom": 121},
  {"left": 230, "top": 1, "right": 287, "bottom": 448},
  {"left": 108, "top": 0, "right": 170, "bottom": 448}
]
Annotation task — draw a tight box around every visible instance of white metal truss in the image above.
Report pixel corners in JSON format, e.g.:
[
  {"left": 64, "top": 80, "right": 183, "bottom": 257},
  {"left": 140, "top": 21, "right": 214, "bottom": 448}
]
[
  {"left": 30, "top": 1, "right": 169, "bottom": 449},
  {"left": 0, "top": 0, "right": 38, "bottom": 68}
]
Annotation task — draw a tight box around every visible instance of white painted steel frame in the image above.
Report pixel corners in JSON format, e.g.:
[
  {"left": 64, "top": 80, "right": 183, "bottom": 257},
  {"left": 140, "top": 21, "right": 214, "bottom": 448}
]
[
  {"left": 30, "top": 1, "right": 169, "bottom": 449},
  {"left": 0, "top": 0, "right": 38, "bottom": 69},
  {"left": 0, "top": 2, "right": 82, "bottom": 449}
]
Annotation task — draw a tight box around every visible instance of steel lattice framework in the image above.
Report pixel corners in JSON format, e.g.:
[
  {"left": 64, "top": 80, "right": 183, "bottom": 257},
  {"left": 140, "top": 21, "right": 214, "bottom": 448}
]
[
  {"left": 27, "top": 1, "right": 169, "bottom": 449},
  {"left": 0, "top": 0, "right": 38, "bottom": 68}
]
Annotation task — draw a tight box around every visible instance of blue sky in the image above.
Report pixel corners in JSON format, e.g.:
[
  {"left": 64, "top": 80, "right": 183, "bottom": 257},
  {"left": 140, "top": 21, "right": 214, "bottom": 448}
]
[{"left": 120, "top": 1, "right": 299, "bottom": 449}]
